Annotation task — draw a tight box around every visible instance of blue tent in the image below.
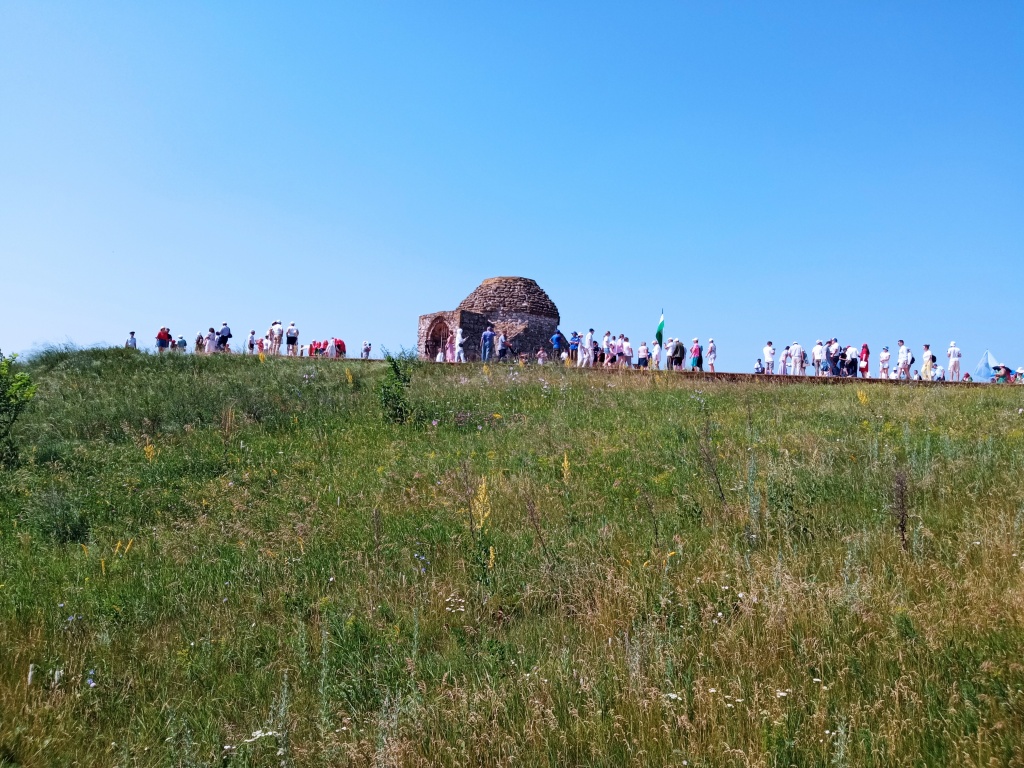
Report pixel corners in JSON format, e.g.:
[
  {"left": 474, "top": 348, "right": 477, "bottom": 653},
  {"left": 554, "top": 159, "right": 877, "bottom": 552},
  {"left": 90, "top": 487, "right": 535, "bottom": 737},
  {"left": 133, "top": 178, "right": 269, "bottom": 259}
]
[{"left": 974, "top": 350, "right": 1001, "bottom": 382}]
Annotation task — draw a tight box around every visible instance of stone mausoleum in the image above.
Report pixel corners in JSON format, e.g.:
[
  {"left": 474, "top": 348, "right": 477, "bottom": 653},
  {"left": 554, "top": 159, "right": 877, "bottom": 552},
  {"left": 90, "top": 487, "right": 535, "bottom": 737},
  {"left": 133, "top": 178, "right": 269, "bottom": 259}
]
[{"left": 418, "top": 277, "right": 560, "bottom": 361}]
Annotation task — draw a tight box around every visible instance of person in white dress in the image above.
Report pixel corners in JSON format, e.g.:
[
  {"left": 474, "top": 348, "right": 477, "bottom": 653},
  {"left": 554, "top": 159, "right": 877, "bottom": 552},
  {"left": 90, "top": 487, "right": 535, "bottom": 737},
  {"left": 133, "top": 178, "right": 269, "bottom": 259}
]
[
  {"left": 879, "top": 347, "right": 891, "bottom": 378},
  {"left": 706, "top": 338, "right": 717, "bottom": 373},
  {"left": 204, "top": 328, "right": 218, "bottom": 355}
]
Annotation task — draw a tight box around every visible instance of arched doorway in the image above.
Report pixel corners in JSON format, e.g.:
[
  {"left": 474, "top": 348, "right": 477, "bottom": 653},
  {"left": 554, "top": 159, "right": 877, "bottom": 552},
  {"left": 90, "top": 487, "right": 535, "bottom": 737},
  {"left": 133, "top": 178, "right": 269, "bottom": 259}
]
[{"left": 425, "top": 318, "right": 450, "bottom": 361}]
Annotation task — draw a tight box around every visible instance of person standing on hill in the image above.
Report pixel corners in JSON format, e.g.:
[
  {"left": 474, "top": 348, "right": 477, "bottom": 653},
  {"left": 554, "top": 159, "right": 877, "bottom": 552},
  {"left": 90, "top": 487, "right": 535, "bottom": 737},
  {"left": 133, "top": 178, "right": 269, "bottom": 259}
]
[
  {"left": 550, "top": 330, "right": 563, "bottom": 359},
  {"left": 125, "top": 331, "right": 137, "bottom": 350},
  {"left": 651, "top": 338, "right": 661, "bottom": 370},
  {"left": 689, "top": 338, "right": 702, "bottom": 372},
  {"left": 363, "top": 340, "right": 374, "bottom": 360},
  {"left": 947, "top": 341, "right": 962, "bottom": 381},
  {"left": 781, "top": 345, "right": 792, "bottom": 375},
  {"left": 204, "top": 327, "right": 217, "bottom": 354},
  {"left": 454, "top": 328, "right": 466, "bottom": 363},
  {"left": 497, "top": 331, "right": 508, "bottom": 362},
  {"left": 921, "top": 344, "right": 933, "bottom": 380},
  {"left": 579, "top": 329, "right": 594, "bottom": 367},
  {"left": 155, "top": 327, "right": 171, "bottom": 354},
  {"left": 217, "top": 323, "right": 232, "bottom": 352},
  {"left": 897, "top": 340, "right": 911, "bottom": 379},
  {"left": 790, "top": 341, "right": 804, "bottom": 376},
  {"left": 637, "top": 340, "right": 650, "bottom": 368},
  {"left": 811, "top": 340, "right": 824, "bottom": 376},
  {"left": 286, "top": 323, "right": 299, "bottom": 356},
  {"left": 879, "top": 346, "right": 891, "bottom": 378},
  {"left": 273, "top": 322, "right": 285, "bottom": 355},
  {"left": 859, "top": 343, "right": 870, "bottom": 378},
  {"left": 763, "top": 341, "right": 775, "bottom": 374},
  {"left": 481, "top": 325, "right": 495, "bottom": 362},
  {"left": 247, "top": 330, "right": 256, "bottom": 354},
  {"left": 668, "top": 338, "right": 682, "bottom": 370},
  {"left": 706, "top": 338, "right": 716, "bottom": 373},
  {"left": 827, "top": 339, "right": 841, "bottom": 376}
]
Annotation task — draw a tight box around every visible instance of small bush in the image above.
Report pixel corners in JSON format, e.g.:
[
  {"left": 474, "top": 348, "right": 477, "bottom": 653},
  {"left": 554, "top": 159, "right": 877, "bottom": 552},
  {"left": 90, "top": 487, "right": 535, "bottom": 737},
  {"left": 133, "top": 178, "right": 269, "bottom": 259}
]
[
  {"left": 378, "top": 354, "right": 413, "bottom": 423},
  {"left": 0, "top": 350, "right": 37, "bottom": 465}
]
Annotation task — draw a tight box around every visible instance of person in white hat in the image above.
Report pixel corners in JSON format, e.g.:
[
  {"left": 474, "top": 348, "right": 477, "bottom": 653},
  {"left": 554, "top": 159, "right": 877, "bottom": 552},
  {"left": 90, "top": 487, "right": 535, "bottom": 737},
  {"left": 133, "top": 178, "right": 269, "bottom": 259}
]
[
  {"left": 689, "top": 338, "right": 702, "bottom": 372},
  {"left": 810, "top": 340, "right": 824, "bottom": 376},
  {"left": 947, "top": 341, "right": 962, "bottom": 381},
  {"left": 286, "top": 323, "right": 299, "bottom": 356},
  {"left": 706, "top": 338, "right": 717, "bottom": 373}
]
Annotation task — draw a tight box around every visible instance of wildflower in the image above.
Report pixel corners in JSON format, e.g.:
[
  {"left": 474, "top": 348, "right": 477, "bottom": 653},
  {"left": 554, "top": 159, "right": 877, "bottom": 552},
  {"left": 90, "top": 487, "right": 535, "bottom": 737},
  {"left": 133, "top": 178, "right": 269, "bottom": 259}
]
[
  {"left": 431, "top": 419, "right": 439, "bottom": 427},
  {"left": 708, "top": 688, "right": 716, "bottom": 693},
  {"left": 487, "top": 546, "right": 495, "bottom": 569},
  {"left": 813, "top": 678, "right": 821, "bottom": 683}
]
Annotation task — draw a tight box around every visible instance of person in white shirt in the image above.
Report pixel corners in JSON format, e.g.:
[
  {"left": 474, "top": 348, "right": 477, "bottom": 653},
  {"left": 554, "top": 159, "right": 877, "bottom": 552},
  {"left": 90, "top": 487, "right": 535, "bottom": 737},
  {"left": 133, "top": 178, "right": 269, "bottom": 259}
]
[
  {"left": 826, "top": 339, "right": 841, "bottom": 376},
  {"left": 204, "top": 327, "right": 218, "bottom": 355},
  {"left": 637, "top": 341, "right": 650, "bottom": 368},
  {"left": 272, "top": 322, "right": 284, "bottom": 355},
  {"left": 879, "top": 346, "right": 891, "bottom": 378},
  {"left": 621, "top": 337, "right": 633, "bottom": 368},
  {"left": 125, "top": 332, "right": 137, "bottom": 350},
  {"left": 246, "top": 330, "right": 256, "bottom": 354},
  {"left": 706, "top": 338, "right": 717, "bottom": 373},
  {"left": 578, "top": 329, "right": 594, "bottom": 367},
  {"left": 602, "top": 332, "right": 611, "bottom": 357},
  {"left": 947, "top": 341, "right": 962, "bottom": 381},
  {"left": 790, "top": 341, "right": 804, "bottom": 376},
  {"left": 811, "top": 340, "right": 824, "bottom": 376},
  {"left": 362, "top": 341, "right": 372, "bottom": 360},
  {"left": 286, "top": 323, "right": 299, "bottom": 356},
  {"left": 932, "top": 364, "right": 945, "bottom": 381},
  {"left": 780, "top": 346, "right": 792, "bottom": 375},
  {"left": 763, "top": 341, "right": 776, "bottom": 374},
  {"left": 651, "top": 340, "right": 661, "bottom": 370},
  {"left": 455, "top": 328, "right": 466, "bottom": 363},
  {"left": 897, "top": 340, "right": 911, "bottom": 380},
  {"left": 921, "top": 344, "right": 933, "bottom": 380}
]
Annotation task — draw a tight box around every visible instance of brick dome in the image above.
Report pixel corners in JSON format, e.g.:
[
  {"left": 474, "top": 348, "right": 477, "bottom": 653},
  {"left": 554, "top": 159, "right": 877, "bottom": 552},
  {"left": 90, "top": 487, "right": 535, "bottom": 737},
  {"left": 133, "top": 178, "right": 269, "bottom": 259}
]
[{"left": 456, "top": 277, "right": 560, "bottom": 321}]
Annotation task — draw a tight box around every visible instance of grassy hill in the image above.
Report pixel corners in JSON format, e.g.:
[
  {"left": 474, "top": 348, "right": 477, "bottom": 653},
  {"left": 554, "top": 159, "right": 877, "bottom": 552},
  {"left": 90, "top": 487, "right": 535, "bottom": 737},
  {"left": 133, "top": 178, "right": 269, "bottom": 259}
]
[{"left": 2, "top": 348, "right": 1024, "bottom": 767}]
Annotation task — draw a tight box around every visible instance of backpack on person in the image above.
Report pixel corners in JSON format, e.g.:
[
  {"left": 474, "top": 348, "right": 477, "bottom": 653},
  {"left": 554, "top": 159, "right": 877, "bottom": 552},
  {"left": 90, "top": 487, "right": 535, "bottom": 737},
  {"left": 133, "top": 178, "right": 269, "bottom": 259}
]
[{"left": 909, "top": 354, "right": 916, "bottom": 366}]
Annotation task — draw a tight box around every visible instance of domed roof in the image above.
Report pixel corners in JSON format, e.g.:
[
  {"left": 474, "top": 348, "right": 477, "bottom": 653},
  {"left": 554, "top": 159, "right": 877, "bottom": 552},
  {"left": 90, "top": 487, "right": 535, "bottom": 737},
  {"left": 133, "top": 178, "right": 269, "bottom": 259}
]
[{"left": 456, "top": 277, "right": 560, "bottom": 321}]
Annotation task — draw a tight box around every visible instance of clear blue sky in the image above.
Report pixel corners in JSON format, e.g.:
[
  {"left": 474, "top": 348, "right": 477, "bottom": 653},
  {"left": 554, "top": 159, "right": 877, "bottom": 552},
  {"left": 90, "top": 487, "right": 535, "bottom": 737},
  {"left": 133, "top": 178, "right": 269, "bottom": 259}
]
[{"left": 3, "top": 2, "right": 1022, "bottom": 371}]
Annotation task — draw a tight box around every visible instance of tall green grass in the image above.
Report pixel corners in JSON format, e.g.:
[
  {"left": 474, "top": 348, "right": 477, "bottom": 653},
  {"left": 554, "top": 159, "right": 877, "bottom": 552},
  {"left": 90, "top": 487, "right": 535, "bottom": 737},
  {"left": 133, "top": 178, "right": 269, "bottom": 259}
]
[{"left": 1, "top": 348, "right": 1023, "bottom": 766}]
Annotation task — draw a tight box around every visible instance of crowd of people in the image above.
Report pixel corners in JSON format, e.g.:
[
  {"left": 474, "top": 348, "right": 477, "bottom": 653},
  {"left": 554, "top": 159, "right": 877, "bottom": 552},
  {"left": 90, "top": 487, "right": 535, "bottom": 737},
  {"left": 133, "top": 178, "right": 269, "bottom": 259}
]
[
  {"left": 431, "top": 324, "right": 1020, "bottom": 384},
  {"left": 752, "top": 339, "right": 973, "bottom": 381},
  {"left": 135, "top": 324, "right": 374, "bottom": 360},
  {"left": 135, "top": 320, "right": 1017, "bottom": 384},
  {"left": 432, "top": 326, "right": 717, "bottom": 372}
]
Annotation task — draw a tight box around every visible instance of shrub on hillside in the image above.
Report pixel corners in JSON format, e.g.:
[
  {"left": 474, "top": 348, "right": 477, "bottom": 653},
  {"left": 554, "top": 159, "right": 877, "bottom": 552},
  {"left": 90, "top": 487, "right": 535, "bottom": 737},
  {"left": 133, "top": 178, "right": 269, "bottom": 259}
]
[
  {"left": 0, "top": 350, "right": 37, "bottom": 466},
  {"left": 378, "top": 353, "right": 414, "bottom": 423}
]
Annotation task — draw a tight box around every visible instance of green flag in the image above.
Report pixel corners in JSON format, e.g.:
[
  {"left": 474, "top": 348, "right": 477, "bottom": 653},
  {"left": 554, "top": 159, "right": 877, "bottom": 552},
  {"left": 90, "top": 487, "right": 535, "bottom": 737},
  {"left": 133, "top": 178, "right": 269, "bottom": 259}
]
[{"left": 655, "top": 312, "right": 664, "bottom": 346}]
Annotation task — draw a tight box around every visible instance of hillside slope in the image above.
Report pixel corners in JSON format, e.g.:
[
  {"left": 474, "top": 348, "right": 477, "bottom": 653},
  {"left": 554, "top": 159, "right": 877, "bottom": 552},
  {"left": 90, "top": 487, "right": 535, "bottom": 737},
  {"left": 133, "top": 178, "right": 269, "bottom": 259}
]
[{"left": 2, "top": 349, "right": 1024, "bottom": 766}]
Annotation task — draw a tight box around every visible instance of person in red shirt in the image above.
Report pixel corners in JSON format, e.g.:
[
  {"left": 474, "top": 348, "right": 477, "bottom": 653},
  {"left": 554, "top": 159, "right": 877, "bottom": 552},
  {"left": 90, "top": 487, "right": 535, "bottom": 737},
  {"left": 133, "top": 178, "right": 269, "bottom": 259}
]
[
  {"left": 336, "top": 339, "right": 347, "bottom": 358},
  {"left": 155, "top": 327, "right": 172, "bottom": 354}
]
